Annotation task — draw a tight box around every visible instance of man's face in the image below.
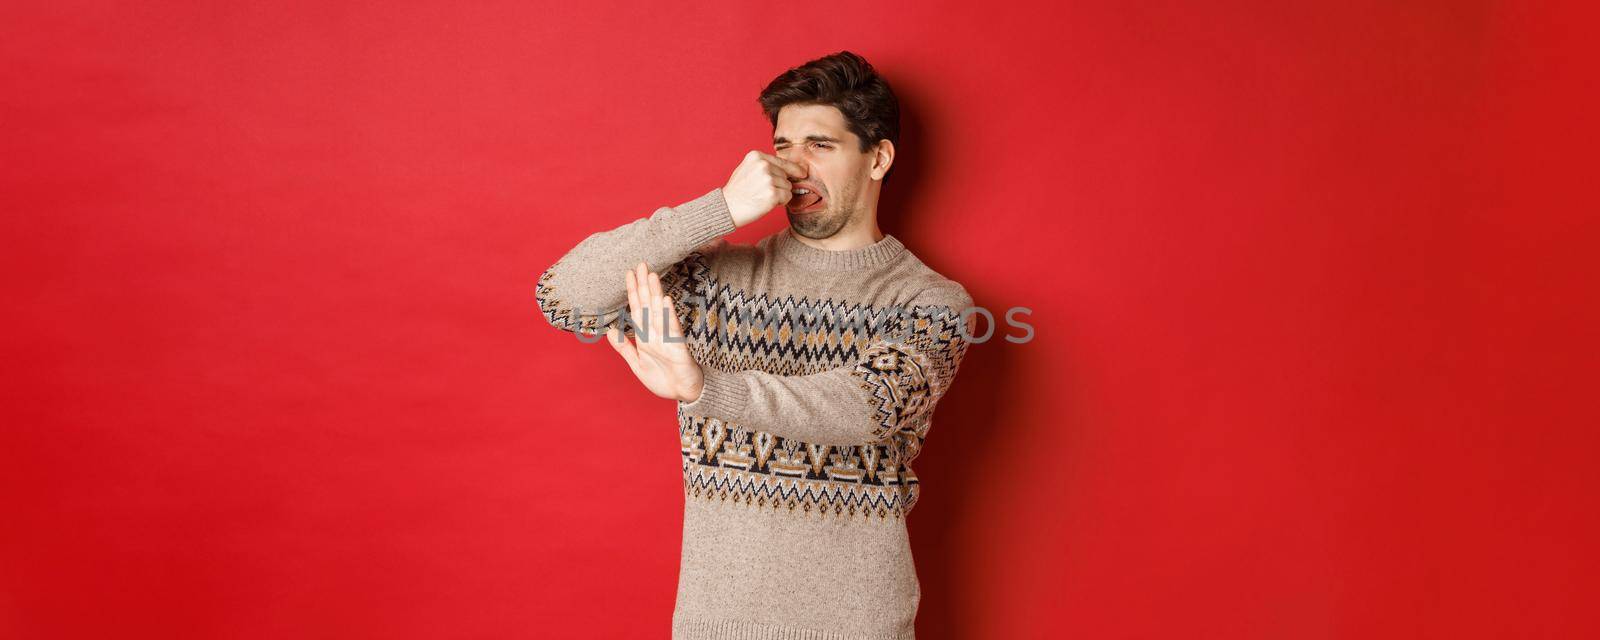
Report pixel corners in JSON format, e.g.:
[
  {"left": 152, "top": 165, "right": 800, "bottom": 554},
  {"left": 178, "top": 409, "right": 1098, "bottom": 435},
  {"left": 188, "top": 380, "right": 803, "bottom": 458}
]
[{"left": 773, "top": 104, "right": 883, "bottom": 240}]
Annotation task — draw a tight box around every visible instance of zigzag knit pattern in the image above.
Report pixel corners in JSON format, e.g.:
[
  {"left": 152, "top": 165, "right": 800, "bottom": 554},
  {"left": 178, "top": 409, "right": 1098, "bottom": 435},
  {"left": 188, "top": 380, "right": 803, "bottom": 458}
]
[
  {"left": 537, "top": 249, "right": 968, "bottom": 521},
  {"left": 663, "top": 252, "right": 968, "bottom": 520}
]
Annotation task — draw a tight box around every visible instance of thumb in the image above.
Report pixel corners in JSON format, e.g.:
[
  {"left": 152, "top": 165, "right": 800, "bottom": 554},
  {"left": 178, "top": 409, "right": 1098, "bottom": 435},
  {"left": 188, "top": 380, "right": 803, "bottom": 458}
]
[
  {"left": 605, "top": 326, "right": 640, "bottom": 369},
  {"left": 762, "top": 152, "right": 807, "bottom": 180}
]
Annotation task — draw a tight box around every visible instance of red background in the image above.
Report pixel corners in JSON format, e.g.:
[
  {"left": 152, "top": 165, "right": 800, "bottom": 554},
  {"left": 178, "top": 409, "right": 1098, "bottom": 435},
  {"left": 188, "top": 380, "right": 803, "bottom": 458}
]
[{"left": 3, "top": 1, "right": 1595, "bottom": 638}]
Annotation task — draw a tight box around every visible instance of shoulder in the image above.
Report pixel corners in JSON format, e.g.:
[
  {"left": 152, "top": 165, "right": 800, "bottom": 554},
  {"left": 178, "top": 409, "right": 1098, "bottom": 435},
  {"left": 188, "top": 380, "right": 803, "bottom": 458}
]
[
  {"left": 895, "top": 253, "right": 973, "bottom": 313},
  {"left": 917, "top": 278, "right": 972, "bottom": 310},
  {"left": 888, "top": 264, "right": 975, "bottom": 353}
]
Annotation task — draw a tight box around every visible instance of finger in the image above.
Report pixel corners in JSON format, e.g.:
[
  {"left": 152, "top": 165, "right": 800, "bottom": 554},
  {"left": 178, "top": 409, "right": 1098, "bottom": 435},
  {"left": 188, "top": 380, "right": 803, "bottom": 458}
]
[
  {"left": 636, "top": 262, "right": 656, "bottom": 341},
  {"left": 664, "top": 293, "right": 686, "bottom": 340},
  {"left": 646, "top": 269, "right": 664, "bottom": 337},
  {"left": 761, "top": 152, "right": 807, "bottom": 179},
  {"left": 656, "top": 292, "right": 673, "bottom": 341},
  {"left": 624, "top": 265, "right": 643, "bottom": 333},
  {"left": 605, "top": 326, "right": 641, "bottom": 370},
  {"left": 629, "top": 264, "right": 653, "bottom": 342},
  {"left": 765, "top": 164, "right": 798, "bottom": 188},
  {"left": 773, "top": 178, "right": 794, "bottom": 204}
]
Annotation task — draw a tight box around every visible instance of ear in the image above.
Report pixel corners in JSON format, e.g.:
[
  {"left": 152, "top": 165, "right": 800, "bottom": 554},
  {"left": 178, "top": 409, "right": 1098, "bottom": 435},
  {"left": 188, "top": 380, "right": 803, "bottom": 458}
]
[{"left": 870, "top": 139, "right": 895, "bottom": 181}]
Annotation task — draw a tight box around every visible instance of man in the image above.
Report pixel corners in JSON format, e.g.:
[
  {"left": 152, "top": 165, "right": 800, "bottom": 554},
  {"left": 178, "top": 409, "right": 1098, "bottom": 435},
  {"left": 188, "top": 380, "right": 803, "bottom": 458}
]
[{"left": 535, "top": 50, "right": 973, "bottom": 640}]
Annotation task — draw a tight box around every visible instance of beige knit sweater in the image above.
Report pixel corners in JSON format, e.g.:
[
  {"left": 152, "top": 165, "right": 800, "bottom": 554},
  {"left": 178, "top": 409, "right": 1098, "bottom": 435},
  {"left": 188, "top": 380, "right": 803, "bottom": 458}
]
[{"left": 535, "top": 187, "right": 974, "bottom": 640}]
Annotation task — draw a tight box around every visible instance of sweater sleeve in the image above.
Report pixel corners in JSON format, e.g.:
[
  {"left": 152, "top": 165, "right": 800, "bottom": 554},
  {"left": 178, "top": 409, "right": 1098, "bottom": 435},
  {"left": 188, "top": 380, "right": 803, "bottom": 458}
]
[
  {"left": 678, "top": 285, "right": 975, "bottom": 446},
  {"left": 534, "top": 187, "right": 735, "bottom": 338}
]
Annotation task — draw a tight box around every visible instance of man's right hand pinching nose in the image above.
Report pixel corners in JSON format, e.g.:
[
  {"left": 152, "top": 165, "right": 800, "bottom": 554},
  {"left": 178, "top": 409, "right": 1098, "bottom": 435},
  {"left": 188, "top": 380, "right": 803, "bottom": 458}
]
[{"left": 721, "top": 150, "right": 808, "bottom": 228}]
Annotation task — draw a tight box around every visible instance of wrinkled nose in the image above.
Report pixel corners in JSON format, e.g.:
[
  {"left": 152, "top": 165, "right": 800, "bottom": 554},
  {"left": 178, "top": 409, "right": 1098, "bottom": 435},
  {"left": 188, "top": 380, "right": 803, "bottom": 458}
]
[{"left": 776, "top": 147, "right": 815, "bottom": 173}]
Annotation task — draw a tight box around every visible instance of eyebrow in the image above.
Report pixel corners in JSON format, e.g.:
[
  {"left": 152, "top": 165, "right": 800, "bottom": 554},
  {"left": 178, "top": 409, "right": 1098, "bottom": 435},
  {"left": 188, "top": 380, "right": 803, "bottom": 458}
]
[{"left": 773, "top": 134, "right": 842, "bottom": 145}]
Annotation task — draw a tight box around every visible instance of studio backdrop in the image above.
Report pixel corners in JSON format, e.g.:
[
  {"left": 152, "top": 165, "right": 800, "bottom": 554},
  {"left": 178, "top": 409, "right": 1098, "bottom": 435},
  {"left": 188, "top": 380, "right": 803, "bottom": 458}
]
[{"left": 3, "top": 1, "right": 1594, "bottom": 638}]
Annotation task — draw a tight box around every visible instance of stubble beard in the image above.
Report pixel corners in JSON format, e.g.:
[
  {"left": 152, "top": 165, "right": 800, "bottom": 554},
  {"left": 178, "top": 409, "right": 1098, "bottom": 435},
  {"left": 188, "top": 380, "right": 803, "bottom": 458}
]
[{"left": 788, "top": 199, "right": 853, "bottom": 240}]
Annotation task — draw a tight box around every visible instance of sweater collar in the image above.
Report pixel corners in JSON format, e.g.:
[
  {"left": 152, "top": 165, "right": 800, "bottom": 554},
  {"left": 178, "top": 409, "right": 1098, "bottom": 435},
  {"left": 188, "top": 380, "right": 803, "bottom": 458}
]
[{"left": 772, "top": 226, "right": 906, "bottom": 271}]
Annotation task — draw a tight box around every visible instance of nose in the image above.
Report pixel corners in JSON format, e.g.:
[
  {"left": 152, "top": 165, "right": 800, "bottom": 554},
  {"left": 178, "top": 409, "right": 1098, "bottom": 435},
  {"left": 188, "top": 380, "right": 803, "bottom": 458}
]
[{"left": 776, "top": 147, "right": 815, "bottom": 175}]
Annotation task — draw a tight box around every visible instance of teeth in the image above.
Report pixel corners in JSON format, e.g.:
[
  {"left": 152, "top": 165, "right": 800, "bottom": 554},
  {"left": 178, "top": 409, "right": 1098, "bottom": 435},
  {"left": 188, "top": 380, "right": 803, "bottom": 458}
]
[{"left": 794, "top": 189, "right": 811, "bottom": 195}]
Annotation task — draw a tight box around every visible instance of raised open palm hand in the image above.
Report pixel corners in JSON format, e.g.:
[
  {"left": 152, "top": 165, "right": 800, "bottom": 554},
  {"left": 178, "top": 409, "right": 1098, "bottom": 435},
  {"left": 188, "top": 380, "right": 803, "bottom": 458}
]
[{"left": 604, "top": 261, "right": 704, "bottom": 402}]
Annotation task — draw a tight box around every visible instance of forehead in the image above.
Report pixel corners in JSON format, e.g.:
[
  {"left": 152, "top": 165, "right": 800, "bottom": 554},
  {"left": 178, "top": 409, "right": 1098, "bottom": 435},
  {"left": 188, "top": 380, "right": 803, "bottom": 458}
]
[{"left": 773, "top": 104, "right": 852, "bottom": 139}]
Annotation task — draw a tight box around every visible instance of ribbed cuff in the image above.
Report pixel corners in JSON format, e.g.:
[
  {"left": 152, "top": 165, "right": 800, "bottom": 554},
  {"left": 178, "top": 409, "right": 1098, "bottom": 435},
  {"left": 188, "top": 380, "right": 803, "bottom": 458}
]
[
  {"left": 681, "top": 367, "right": 749, "bottom": 420},
  {"left": 670, "top": 187, "right": 737, "bottom": 250}
]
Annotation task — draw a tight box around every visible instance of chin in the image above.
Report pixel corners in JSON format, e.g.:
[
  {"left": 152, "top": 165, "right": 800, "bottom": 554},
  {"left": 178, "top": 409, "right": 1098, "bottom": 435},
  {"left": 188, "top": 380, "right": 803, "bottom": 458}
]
[{"left": 789, "top": 216, "right": 843, "bottom": 240}]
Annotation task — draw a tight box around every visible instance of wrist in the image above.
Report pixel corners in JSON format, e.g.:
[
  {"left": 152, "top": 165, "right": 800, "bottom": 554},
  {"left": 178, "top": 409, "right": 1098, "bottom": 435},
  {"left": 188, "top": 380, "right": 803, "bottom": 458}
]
[
  {"left": 683, "top": 378, "right": 705, "bottom": 403},
  {"left": 679, "top": 368, "right": 750, "bottom": 420},
  {"left": 721, "top": 194, "right": 750, "bottom": 228}
]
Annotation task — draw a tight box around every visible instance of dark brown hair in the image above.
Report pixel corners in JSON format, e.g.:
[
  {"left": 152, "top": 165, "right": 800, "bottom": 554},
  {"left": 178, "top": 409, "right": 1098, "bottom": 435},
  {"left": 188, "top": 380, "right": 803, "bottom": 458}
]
[{"left": 758, "top": 51, "right": 900, "bottom": 179}]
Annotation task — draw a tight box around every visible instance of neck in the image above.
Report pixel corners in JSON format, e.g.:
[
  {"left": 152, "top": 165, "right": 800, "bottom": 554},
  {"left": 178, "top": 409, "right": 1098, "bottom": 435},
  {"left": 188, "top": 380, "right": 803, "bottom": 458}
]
[{"left": 773, "top": 222, "right": 904, "bottom": 272}]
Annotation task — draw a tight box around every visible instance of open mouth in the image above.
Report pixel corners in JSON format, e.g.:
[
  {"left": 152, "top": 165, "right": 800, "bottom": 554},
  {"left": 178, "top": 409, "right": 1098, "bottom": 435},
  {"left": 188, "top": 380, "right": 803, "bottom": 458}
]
[{"left": 789, "top": 185, "right": 825, "bottom": 212}]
